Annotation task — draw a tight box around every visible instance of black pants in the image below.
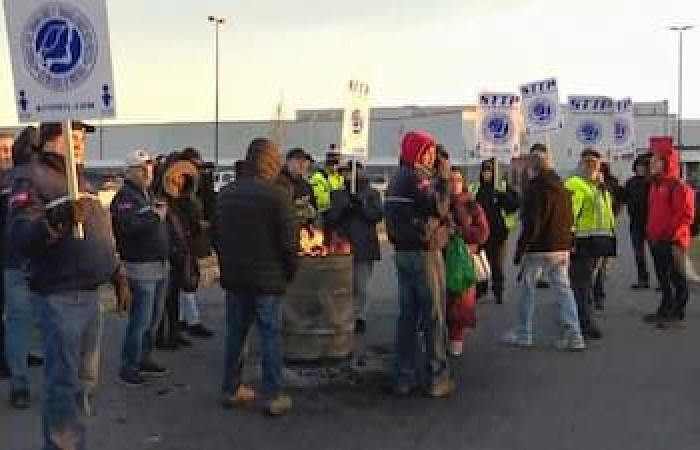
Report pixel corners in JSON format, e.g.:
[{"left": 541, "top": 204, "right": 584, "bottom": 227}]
[
  {"left": 630, "top": 227, "right": 650, "bottom": 284},
  {"left": 650, "top": 242, "right": 689, "bottom": 319},
  {"left": 476, "top": 239, "right": 507, "bottom": 299},
  {"left": 570, "top": 254, "right": 599, "bottom": 330},
  {"left": 0, "top": 269, "right": 6, "bottom": 367},
  {"left": 157, "top": 268, "right": 183, "bottom": 343}
]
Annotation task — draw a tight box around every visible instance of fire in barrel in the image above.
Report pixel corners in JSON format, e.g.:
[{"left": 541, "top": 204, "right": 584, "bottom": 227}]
[{"left": 283, "top": 226, "right": 354, "bottom": 362}]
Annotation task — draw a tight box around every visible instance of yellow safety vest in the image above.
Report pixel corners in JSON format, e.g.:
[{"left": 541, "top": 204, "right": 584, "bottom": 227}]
[
  {"left": 309, "top": 170, "right": 345, "bottom": 213},
  {"left": 564, "top": 175, "right": 615, "bottom": 238}
]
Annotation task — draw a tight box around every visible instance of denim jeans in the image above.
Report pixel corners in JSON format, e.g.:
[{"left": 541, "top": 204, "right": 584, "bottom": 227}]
[
  {"left": 36, "top": 290, "right": 102, "bottom": 450},
  {"left": 222, "top": 292, "right": 283, "bottom": 399},
  {"left": 515, "top": 252, "right": 582, "bottom": 340},
  {"left": 4, "top": 269, "right": 37, "bottom": 393},
  {"left": 394, "top": 250, "right": 449, "bottom": 388},
  {"left": 121, "top": 275, "right": 168, "bottom": 374},
  {"left": 353, "top": 261, "right": 375, "bottom": 320}
]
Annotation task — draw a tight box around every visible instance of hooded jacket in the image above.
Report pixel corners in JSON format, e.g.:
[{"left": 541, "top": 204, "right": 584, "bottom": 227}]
[
  {"left": 385, "top": 131, "right": 449, "bottom": 251},
  {"left": 471, "top": 159, "right": 520, "bottom": 243},
  {"left": 516, "top": 169, "right": 574, "bottom": 259},
  {"left": 646, "top": 142, "right": 695, "bottom": 250},
  {"left": 624, "top": 154, "right": 651, "bottom": 233}
]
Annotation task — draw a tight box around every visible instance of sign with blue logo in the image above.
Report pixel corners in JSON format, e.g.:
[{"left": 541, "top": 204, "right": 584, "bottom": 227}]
[
  {"left": 612, "top": 98, "right": 635, "bottom": 156},
  {"left": 475, "top": 92, "right": 521, "bottom": 163},
  {"left": 3, "top": 0, "right": 116, "bottom": 122},
  {"left": 519, "top": 78, "right": 563, "bottom": 136},
  {"left": 341, "top": 79, "right": 370, "bottom": 158},
  {"left": 566, "top": 95, "right": 613, "bottom": 160}
]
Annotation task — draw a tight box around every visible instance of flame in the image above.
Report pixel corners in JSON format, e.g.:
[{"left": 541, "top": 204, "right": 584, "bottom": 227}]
[{"left": 299, "top": 226, "right": 328, "bottom": 257}]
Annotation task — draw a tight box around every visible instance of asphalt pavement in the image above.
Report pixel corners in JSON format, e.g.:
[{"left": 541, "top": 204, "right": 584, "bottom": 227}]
[{"left": 2, "top": 226, "right": 700, "bottom": 450}]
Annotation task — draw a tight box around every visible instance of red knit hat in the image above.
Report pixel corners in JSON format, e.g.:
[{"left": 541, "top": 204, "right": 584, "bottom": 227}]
[{"left": 400, "top": 131, "right": 435, "bottom": 166}]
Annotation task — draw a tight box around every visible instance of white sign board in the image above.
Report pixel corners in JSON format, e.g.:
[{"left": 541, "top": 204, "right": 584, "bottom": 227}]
[
  {"left": 3, "top": 0, "right": 116, "bottom": 122},
  {"left": 612, "top": 98, "right": 635, "bottom": 157},
  {"left": 519, "top": 78, "right": 563, "bottom": 137},
  {"left": 475, "top": 92, "right": 522, "bottom": 163},
  {"left": 340, "top": 80, "right": 370, "bottom": 159},
  {"left": 566, "top": 96, "right": 613, "bottom": 160}
]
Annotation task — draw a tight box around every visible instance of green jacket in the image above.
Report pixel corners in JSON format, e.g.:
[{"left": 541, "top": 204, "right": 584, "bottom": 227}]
[
  {"left": 309, "top": 169, "right": 345, "bottom": 213},
  {"left": 564, "top": 175, "right": 615, "bottom": 238}
]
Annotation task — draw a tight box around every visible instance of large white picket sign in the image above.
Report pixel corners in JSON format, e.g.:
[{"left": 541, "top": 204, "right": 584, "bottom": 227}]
[
  {"left": 3, "top": 0, "right": 116, "bottom": 122},
  {"left": 340, "top": 80, "right": 370, "bottom": 159},
  {"left": 566, "top": 96, "right": 614, "bottom": 159},
  {"left": 475, "top": 92, "right": 521, "bottom": 164},
  {"left": 612, "top": 98, "right": 635, "bottom": 157},
  {"left": 519, "top": 78, "right": 563, "bottom": 137}
]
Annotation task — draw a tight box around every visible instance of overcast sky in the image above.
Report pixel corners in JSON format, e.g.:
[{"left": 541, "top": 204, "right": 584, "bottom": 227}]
[{"left": 0, "top": 0, "right": 698, "bottom": 124}]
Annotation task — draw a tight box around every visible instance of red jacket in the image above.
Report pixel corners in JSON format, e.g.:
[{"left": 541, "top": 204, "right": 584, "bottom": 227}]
[
  {"left": 646, "top": 143, "right": 695, "bottom": 250},
  {"left": 450, "top": 192, "right": 490, "bottom": 252}
]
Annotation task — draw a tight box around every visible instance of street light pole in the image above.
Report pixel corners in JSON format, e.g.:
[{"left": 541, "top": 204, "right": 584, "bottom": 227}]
[
  {"left": 208, "top": 16, "right": 225, "bottom": 169},
  {"left": 669, "top": 25, "right": 694, "bottom": 151}
]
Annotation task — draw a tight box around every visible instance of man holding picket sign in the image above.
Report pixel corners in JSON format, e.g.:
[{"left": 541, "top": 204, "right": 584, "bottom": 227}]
[{"left": 3, "top": 0, "right": 123, "bottom": 447}]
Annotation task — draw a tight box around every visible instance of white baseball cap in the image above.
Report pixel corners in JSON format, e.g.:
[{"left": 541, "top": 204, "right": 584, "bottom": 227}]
[{"left": 125, "top": 149, "right": 154, "bottom": 168}]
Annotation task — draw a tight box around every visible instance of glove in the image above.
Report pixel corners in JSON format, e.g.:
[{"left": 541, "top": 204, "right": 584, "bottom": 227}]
[
  {"left": 112, "top": 267, "right": 132, "bottom": 316},
  {"left": 46, "top": 199, "right": 87, "bottom": 230}
]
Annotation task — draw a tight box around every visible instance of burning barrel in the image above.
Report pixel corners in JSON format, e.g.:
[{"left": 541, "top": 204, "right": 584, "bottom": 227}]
[{"left": 283, "top": 227, "right": 354, "bottom": 362}]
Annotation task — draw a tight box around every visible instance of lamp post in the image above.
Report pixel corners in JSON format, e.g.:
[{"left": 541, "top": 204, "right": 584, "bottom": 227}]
[
  {"left": 669, "top": 25, "right": 694, "bottom": 151},
  {"left": 208, "top": 15, "right": 225, "bottom": 168}
]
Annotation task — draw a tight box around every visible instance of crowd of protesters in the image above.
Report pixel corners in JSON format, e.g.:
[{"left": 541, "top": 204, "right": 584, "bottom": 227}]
[{"left": 0, "top": 122, "right": 696, "bottom": 448}]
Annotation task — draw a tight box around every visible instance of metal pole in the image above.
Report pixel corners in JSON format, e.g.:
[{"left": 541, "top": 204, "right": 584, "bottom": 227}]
[
  {"left": 678, "top": 29, "right": 683, "bottom": 151},
  {"left": 62, "top": 121, "right": 84, "bottom": 239},
  {"left": 215, "top": 21, "right": 220, "bottom": 169}
]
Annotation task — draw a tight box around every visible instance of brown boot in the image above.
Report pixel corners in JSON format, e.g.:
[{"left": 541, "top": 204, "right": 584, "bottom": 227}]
[
  {"left": 266, "top": 394, "right": 293, "bottom": 416},
  {"left": 222, "top": 385, "right": 256, "bottom": 409}
]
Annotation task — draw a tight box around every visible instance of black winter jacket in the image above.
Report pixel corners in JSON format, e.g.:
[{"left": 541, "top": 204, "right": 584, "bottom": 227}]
[
  {"left": 8, "top": 153, "right": 118, "bottom": 294},
  {"left": 515, "top": 169, "right": 573, "bottom": 259},
  {"left": 110, "top": 179, "right": 169, "bottom": 263},
  {"left": 473, "top": 182, "right": 520, "bottom": 243},
  {"left": 624, "top": 175, "right": 649, "bottom": 233},
  {"left": 215, "top": 177, "right": 298, "bottom": 295},
  {"left": 326, "top": 181, "right": 383, "bottom": 262},
  {"left": 384, "top": 165, "right": 449, "bottom": 252}
]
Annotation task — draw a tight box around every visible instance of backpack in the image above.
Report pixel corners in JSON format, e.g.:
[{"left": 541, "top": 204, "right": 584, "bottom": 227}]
[{"left": 445, "top": 235, "right": 477, "bottom": 295}]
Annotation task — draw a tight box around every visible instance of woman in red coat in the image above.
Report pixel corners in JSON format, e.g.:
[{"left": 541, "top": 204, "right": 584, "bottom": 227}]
[{"left": 448, "top": 168, "right": 490, "bottom": 356}]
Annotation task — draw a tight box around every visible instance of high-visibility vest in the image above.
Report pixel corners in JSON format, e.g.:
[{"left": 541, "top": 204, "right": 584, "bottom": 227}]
[
  {"left": 468, "top": 181, "right": 518, "bottom": 230},
  {"left": 564, "top": 175, "right": 615, "bottom": 238},
  {"left": 309, "top": 170, "right": 344, "bottom": 213}
]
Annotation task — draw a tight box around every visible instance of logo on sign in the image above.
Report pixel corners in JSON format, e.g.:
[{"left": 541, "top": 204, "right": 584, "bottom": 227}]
[
  {"left": 351, "top": 109, "right": 364, "bottom": 135},
  {"left": 21, "top": 3, "right": 98, "bottom": 92},
  {"left": 576, "top": 120, "right": 602, "bottom": 145},
  {"left": 528, "top": 97, "right": 555, "bottom": 127},
  {"left": 482, "top": 113, "right": 512, "bottom": 146},
  {"left": 614, "top": 118, "right": 630, "bottom": 146}
]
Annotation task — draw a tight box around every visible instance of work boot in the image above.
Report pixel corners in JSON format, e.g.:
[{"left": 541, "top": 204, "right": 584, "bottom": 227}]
[
  {"left": 582, "top": 323, "right": 603, "bottom": 340},
  {"left": 266, "top": 394, "right": 293, "bottom": 416},
  {"left": 140, "top": 361, "right": 170, "bottom": 378},
  {"left": 555, "top": 334, "right": 586, "bottom": 352},
  {"left": 427, "top": 379, "right": 456, "bottom": 398},
  {"left": 188, "top": 324, "right": 214, "bottom": 339},
  {"left": 494, "top": 293, "right": 503, "bottom": 305},
  {"left": 9, "top": 390, "right": 30, "bottom": 409},
  {"left": 118, "top": 368, "right": 148, "bottom": 387},
  {"left": 222, "top": 385, "right": 257, "bottom": 409},
  {"left": 657, "top": 318, "right": 687, "bottom": 330},
  {"left": 631, "top": 282, "right": 650, "bottom": 290}
]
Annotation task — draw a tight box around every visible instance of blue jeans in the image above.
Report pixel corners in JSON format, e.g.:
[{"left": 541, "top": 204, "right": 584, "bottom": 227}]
[
  {"left": 353, "top": 261, "right": 375, "bottom": 320},
  {"left": 36, "top": 291, "right": 102, "bottom": 450},
  {"left": 222, "top": 292, "right": 283, "bottom": 399},
  {"left": 120, "top": 276, "right": 168, "bottom": 374},
  {"left": 394, "top": 251, "right": 449, "bottom": 388},
  {"left": 516, "top": 252, "right": 582, "bottom": 340},
  {"left": 4, "top": 269, "right": 37, "bottom": 393}
]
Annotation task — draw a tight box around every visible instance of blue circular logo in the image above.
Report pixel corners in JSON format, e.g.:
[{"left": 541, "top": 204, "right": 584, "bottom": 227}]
[
  {"left": 614, "top": 118, "right": 630, "bottom": 146},
  {"left": 482, "top": 113, "right": 513, "bottom": 146},
  {"left": 21, "top": 3, "right": 98, "bottom": 92},
  {"left": 528, "top": 97, "right": 554, "bottom": 127},
  {"left": 576, "top": 120, "right": 602, "bottom": 145}
]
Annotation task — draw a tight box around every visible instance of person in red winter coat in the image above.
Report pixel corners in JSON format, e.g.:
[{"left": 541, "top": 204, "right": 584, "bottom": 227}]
[
  {"left": 447, "top": 168, "right": 489, "bottom": 356},
  {"left": 644, "top": 139, "right": 695, "bottom": 328}
]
